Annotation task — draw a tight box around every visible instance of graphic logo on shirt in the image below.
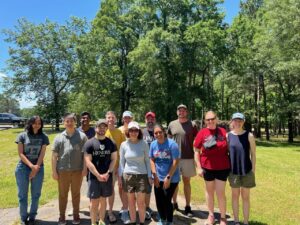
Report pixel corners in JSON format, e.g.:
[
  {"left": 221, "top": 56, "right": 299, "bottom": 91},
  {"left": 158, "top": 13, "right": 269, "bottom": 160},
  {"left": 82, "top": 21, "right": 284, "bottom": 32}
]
[
  {"left": 99, "top": 144, "right": 105, "bottom": 150},
  {"left": 154, "top": 149, "right": 171, "bottom": 159}
]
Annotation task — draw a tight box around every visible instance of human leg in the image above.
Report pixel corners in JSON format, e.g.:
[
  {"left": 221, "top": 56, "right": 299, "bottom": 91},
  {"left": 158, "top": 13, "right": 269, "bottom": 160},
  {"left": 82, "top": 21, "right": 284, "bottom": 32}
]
[
  {"left": 165, "top": 183, "right": 178, "bottom": 223},
  {"left": 136, "top": 192, "right": 146, "bottom": 223},
  {"left": 215, "top": 179, "right": 227, "bottom": 224},
  {"left": 90, "top": 198, "right": 100, "bottom": 224},
  {"left": 99, "top": 197, "right": 107, "bottom": 222},
  {"left": 231, "top": 188, "right": 240, "bottom": 223},
  {"left": 70, "top": 171, "right": 83, "bottom": 216},
  {"left": 154, "top": 182, "right": 166, "bottom": 221},
  {"left": 204, "top": 180, "right": 215, "bottom": 224},
  {"left": 15, "top": 163, "right": 30, "bottom": 222},
  {"left": 28, "top": 166, "right": 44, "bottom": 220},
  {"left": 127, "top": 192, "right": 136, "bottom": 223},
  {"left": 241, "top": 188, "right": 250, "bottom": 225}
]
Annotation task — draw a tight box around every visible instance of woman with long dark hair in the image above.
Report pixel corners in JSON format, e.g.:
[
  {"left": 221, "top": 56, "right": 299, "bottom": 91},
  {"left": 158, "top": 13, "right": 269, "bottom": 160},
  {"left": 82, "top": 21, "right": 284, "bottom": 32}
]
[
  {"left": 15, "top": 116, "right": 49, "bottom": 225},
  {"left": 150, "top": 124, "right": 180, "bottom": 225}
]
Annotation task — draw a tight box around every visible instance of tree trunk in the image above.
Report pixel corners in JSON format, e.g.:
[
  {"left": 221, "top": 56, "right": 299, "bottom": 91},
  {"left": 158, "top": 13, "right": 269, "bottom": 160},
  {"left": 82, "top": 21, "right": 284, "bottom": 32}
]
[
  {"left": 260, "top": 74, "right": 269, "bottom": 140},
  {"left": 287, "top": 111, "right": 293, "bottom": 142},
  {"left": 54, "top": 94, "right": 60, "bottom": 131}
]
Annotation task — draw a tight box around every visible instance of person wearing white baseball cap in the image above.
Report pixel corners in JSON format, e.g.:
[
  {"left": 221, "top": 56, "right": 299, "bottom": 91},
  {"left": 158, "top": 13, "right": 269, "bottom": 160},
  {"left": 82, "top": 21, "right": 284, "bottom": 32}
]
[{"left": 119, "top": 121, "right": 152, "bottom": 225}]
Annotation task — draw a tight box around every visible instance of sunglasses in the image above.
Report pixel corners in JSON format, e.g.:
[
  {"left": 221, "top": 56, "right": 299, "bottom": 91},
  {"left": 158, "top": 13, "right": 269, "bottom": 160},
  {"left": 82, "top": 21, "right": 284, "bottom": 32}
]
[
  {"left": 205, "top": 117, "right": 216, "bottom": 122},
  {"left": 129, "top": 129, "right": 139, "bottom": 133}
]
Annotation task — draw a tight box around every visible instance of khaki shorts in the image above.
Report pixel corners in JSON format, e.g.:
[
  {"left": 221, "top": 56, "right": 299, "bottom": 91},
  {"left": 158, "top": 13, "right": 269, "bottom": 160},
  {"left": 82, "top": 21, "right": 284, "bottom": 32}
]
[
  {"left": 179, "top": 159, "right": 196, "bottom": 178},
  {"left": 123, "top": 173, "right": 149, "bottom": 193},
  {"left": 229, "top": 171, "right": 256, "bottom": 188}
]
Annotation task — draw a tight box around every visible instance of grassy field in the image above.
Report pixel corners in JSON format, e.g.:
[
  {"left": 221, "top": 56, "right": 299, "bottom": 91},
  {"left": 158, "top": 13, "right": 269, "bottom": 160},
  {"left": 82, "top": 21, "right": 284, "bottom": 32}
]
[
  {"left": 1, "top": 128, "right": 299, "bottom": 225},
  {"left": 183, "top": 139, "right": 300, "bottom": 225}
]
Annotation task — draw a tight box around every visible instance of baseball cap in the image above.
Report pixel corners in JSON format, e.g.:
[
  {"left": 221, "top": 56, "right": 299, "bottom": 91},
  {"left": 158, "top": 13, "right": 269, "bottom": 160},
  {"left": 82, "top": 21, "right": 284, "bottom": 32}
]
[
  {"left": 145, "top": 111, "right": 156, "bottom": 118},
  {"left": 122, "top": 110, "right": 133, "bottom": 118},
  {"left": 177, "top": 104, "right": 187, "bottom": 110},
  {"left": 231, "top": 112, "right": 245, "bottom": 121},
  {"left": 95, "top": 119, "right": 108, "bottom": 127},
  {"left": 128, "top": 121, "right": 140, "bottom": 130}
]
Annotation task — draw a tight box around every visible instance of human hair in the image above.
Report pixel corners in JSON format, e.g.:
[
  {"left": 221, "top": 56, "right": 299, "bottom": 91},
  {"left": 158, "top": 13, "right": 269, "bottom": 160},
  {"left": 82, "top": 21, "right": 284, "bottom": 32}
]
[
  {"left": 81, "top": 111, "right": 91, "bottom": 119},
  {"left": 105, "top": 111, "right": 116, "bottom": 118},
  {"left": 153, "top": 123, "right": 167, "bottom": 138},
  {"left": 26, "top": 116, "right": 44, "bottom": 135},
  {"left": 204, "top": 110, "right": 217, "bottom": 119},
  {"left": 63, "top": 112, "right": 76, "bottom": 121},
  {"left": 125, "top": 129, "right": 143, "bottom": 140}
]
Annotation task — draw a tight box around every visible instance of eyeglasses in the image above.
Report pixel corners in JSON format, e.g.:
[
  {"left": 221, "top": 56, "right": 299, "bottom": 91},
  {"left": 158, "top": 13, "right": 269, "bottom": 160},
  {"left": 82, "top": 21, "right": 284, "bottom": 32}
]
[
  {"left": 205, "top": 117, "right": 216, "bottom": 122},
  {"left": 129, "top": 129, "right": 139, "bottom": 133},
  {"left": 154, "top": 131, "right": 163, "bottom": 135}
]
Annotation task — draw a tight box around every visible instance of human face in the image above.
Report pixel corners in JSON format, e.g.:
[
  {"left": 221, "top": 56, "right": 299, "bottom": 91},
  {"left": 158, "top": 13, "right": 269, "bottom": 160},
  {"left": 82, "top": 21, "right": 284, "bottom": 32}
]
[
  {"left": 106, "top": 113, "right": 116, "bottom": 127},
  {"left": 145, "top": 116, "right": 156, "bottom": 129},
  {"left": 231, "top": 119, "right": 245, "bottom": 131},
  {"left": 95, "top": 124, "right": 108, "bottom": 136},
  {"left": 128, "top": 128, "right": 139, "bottom": 141},
  {"left": 205, "top": 112, "right": 217, "bottom": 129},
  {"left": 81, "top": 115, "right": 90, "bottom": 126},
  {"left": 177, "top": 108, "right": 188, "bottom": 119},
  {"left": 32, "top": 117, "right": 42, "bottom": 134},
  {"left": 122, "top": 116, "right": 132, "bottom": 125},
  {"left": 64, "top": 117, "right": 76, "bottom": 130},
  {"left": 154, "top": 127, "right": 164, "bottom": 143}
]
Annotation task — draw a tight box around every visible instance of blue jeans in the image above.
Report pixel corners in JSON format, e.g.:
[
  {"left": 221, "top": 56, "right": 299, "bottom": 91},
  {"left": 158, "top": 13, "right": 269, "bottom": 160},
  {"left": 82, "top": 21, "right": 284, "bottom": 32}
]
[{"left": 15, "top": 162, "right": 44, "bottom": 222}]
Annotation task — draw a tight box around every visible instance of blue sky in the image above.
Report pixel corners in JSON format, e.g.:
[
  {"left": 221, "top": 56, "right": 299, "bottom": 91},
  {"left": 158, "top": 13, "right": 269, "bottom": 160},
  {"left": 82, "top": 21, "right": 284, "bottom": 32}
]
[{"left": 0, "top": 0, "right": 240, "bottom": 108}]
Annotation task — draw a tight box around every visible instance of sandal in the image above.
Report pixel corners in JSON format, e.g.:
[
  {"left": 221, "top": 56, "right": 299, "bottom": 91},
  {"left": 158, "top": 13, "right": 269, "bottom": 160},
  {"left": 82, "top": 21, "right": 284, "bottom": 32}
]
[
  {"left": 107, "top": 211, "right": 117, "bottom": 223},
  {"left": 220, "top": 217, "right": 227, "bottom": 225},
  {"left": 204, "top": 214, "right": 215, "bottom": 225}
]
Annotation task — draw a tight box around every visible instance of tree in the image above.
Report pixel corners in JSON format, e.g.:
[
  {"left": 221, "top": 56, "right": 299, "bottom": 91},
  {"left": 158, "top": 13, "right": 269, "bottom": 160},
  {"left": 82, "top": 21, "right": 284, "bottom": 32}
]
[
  {"left": 3, "top": 17, "right": 89, "bottom": 130},
  {"left": 254, "top": 0, "right": 300, "bottom": 142},
  {"left": 0, "top": 93, "right": 20, "bottom": 114}
]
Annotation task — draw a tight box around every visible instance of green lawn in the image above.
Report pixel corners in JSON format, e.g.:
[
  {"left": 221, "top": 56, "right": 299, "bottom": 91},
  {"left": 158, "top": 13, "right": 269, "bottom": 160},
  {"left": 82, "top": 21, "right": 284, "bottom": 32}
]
[
  {"left": 184, "top": 139, "right": 300, "bottom": 225},
  {"left": 1, "top": 128, "right": 299, "bottom": 225}
]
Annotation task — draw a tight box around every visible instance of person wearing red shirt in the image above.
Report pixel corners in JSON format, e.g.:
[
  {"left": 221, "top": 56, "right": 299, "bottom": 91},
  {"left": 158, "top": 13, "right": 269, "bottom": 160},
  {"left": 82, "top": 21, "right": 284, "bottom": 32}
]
[{"left": 194, "top": 111, "right": 230, "bottom": 225}]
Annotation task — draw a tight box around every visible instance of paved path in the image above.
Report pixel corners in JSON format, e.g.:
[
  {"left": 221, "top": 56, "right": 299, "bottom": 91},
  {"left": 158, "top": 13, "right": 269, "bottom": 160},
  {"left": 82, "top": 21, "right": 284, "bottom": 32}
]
[{"left": 1, "top": 181, "right": 233, "bottom": 225}]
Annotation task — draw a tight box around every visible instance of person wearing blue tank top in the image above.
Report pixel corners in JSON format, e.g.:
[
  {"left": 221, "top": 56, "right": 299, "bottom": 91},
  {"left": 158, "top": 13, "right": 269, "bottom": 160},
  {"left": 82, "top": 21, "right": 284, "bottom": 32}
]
[{"left": 227, "top": 113, "right": 256, "bottom": 225}]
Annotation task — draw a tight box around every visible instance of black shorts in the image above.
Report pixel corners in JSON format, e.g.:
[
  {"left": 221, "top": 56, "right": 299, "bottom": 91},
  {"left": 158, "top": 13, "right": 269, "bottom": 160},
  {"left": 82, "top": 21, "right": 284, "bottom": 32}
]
[
  {"left": 203, "top": 168, "right": 230, "bottom": 181},
  {"left": 88, "top": 175, "right": 113, "bottom": 199}
]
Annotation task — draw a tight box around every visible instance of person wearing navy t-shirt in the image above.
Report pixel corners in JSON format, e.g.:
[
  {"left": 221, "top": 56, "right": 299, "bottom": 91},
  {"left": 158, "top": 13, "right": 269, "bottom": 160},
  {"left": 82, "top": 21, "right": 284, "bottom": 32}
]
[
  {"left": 150, "top": 124, "right": 180, "bottom": 225},
  {"left": 84, "top": 119, "right": 117, "bottom": 225}
]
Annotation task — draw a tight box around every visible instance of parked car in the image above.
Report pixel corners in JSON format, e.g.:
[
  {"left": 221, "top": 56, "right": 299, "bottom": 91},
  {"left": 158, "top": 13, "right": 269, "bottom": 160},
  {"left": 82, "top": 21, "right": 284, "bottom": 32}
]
[{"left": 0, "top": 113, "right": 26, "bottom": 127}]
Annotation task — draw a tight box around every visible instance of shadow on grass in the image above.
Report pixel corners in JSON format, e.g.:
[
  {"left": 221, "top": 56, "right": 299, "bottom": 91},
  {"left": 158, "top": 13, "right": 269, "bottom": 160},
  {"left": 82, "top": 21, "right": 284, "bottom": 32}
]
[
  {"left": 256, "top": 140, "right": 300, "bottom": 148},
  {"left": 36, "top": 218, "right": 90, "bottom": 225},
  {"left": 248, "top": 221, "right": 268, "bottom": 225}
]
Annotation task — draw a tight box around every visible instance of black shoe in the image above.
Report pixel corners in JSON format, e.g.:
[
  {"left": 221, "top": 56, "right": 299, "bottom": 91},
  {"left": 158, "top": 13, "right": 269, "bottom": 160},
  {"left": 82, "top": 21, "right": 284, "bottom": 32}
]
[
  {"left": 184, "top": 205, "right": 193, "bottom": 217},
  {"left": 173, "top": 202, "right": 179, "bottom": 211},
  {"left": 28, "top": 219, "right": 35, "bottom": 225}
]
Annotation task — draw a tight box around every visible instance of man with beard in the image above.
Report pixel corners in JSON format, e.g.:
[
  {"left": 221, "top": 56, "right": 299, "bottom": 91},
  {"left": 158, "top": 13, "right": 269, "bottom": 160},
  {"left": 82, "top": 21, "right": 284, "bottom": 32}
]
[
  {"left": 143, "top": 111, "right": 156, "bottom": 220},
  {"left": 167, "top": 104, "right": 197, "bottom": 217},
  {"left": 84, "top": 119, "right": 117, "bottom": 225},
  {"left": 78, "top": 111, "right": 95, "bottom": 139}
]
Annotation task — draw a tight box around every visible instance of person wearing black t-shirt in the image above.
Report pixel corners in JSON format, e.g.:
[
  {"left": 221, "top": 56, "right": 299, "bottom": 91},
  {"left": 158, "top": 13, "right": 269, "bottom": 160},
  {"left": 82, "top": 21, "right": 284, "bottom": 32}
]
[{"left": 84, "top": 119, "right": 117, "bottom": 225}]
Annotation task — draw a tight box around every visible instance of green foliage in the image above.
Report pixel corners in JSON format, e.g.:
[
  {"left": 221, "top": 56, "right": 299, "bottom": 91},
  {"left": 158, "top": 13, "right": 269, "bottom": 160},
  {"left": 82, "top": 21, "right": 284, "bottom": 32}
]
[{"left": 0, "top": 93, "right": 20, "bottom": 114}]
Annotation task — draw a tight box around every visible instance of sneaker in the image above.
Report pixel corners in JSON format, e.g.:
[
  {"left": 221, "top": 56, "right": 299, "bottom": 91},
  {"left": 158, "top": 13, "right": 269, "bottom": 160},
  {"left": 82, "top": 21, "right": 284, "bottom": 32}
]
[
  {"left": 184, "top": 205, "right": 193, "bottom": 217},
  {"left": 58, "top": 216, "right": 67, "bottom": 225},
  {"left": 98, "top": 220, "right": 106, "bottom": 225},
  {"left": 173, "top": 202, "right": 179, "bottom": 211},
  {"left": 72, "top": 214, "right": 80, "bottom": 224},
  {"left": 20, "top": 221, "right": 28, "bottom": 225},
  {"left": 121, "top": 210, "right": 131, "bottom": 224},
  {"left": 156, "top": 219, "right": 166, "bottom": 225},
  {"left": 145, "top": 210, "right": 151, "bottom": 220},
  {"left": 107, "top": 211, "right": 117, "bottom": 223},
  {"left": 28, "top": 219, "right": 35, "bottom": 225}
]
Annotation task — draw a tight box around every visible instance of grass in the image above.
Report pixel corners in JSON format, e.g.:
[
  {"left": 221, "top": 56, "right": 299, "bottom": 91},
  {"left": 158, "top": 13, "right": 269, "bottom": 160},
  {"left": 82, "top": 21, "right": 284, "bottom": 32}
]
[
  {"left": 1, "top": 128, "right": 299, "bottom": 225},
  {"left": 0, "top": 127, "right": 60, "bottom": 208},
  {"left": 183, "top": 138, "right": 300, "bottom": 225}
]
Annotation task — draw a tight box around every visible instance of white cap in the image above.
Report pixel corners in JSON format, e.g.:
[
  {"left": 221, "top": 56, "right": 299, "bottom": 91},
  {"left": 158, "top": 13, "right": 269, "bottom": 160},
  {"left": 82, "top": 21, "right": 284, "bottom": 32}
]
[
  {"left": 122, "top": 110, "right": 133, "bottom": 118},
  {"left": 128, "top": 121, "right": 140, "bottom": 130}
]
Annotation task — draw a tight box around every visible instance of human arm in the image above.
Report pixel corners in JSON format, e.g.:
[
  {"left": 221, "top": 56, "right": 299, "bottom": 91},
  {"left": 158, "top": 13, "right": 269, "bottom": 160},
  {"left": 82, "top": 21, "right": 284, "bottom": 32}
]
[
  {"left": 249, "top": 132, "right": 256, "bottom": 173},
  {"left": 163, "top": 158, "right": 179, "bottom": 189},
  {"left": 150, "top": 158, "right": 159, "bottom": 188},
  {"left": 102, "top": 151, "right": 117, "bottom": 182},
  {"left": 84, "top": 153, "right": 105, "bottom": 182},
  {"left": 29, "top": 144, "right": 47, "bottom": 179},
  {"left": 51, "top": 152, "right": 59, "bottom": 180}
]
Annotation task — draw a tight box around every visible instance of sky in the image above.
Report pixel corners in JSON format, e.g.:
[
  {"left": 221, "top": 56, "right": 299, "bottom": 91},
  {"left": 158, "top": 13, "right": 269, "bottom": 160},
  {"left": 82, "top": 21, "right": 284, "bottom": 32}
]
[{"left": 0, "top": 0, "right": 240, "bottom": 108}]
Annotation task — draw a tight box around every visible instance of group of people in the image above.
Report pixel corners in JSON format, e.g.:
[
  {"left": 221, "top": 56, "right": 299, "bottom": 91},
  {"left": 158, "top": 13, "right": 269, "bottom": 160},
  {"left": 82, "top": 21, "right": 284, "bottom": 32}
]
[{"left": 14, "top": 104, "right": 256, "bottom": 225}]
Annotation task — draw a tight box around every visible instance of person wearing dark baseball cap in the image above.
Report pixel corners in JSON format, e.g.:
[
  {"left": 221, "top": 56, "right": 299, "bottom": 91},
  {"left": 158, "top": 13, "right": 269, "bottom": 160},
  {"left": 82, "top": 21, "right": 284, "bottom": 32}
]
[
  {"left": 84, "top": 119, "right": 117, "bottom": 225},
  {"left": 167, "top": 104, "right": 198, "bottom": 217},
  {"left": 143, "top": 111, "right": 156, "bottom": 220}
]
